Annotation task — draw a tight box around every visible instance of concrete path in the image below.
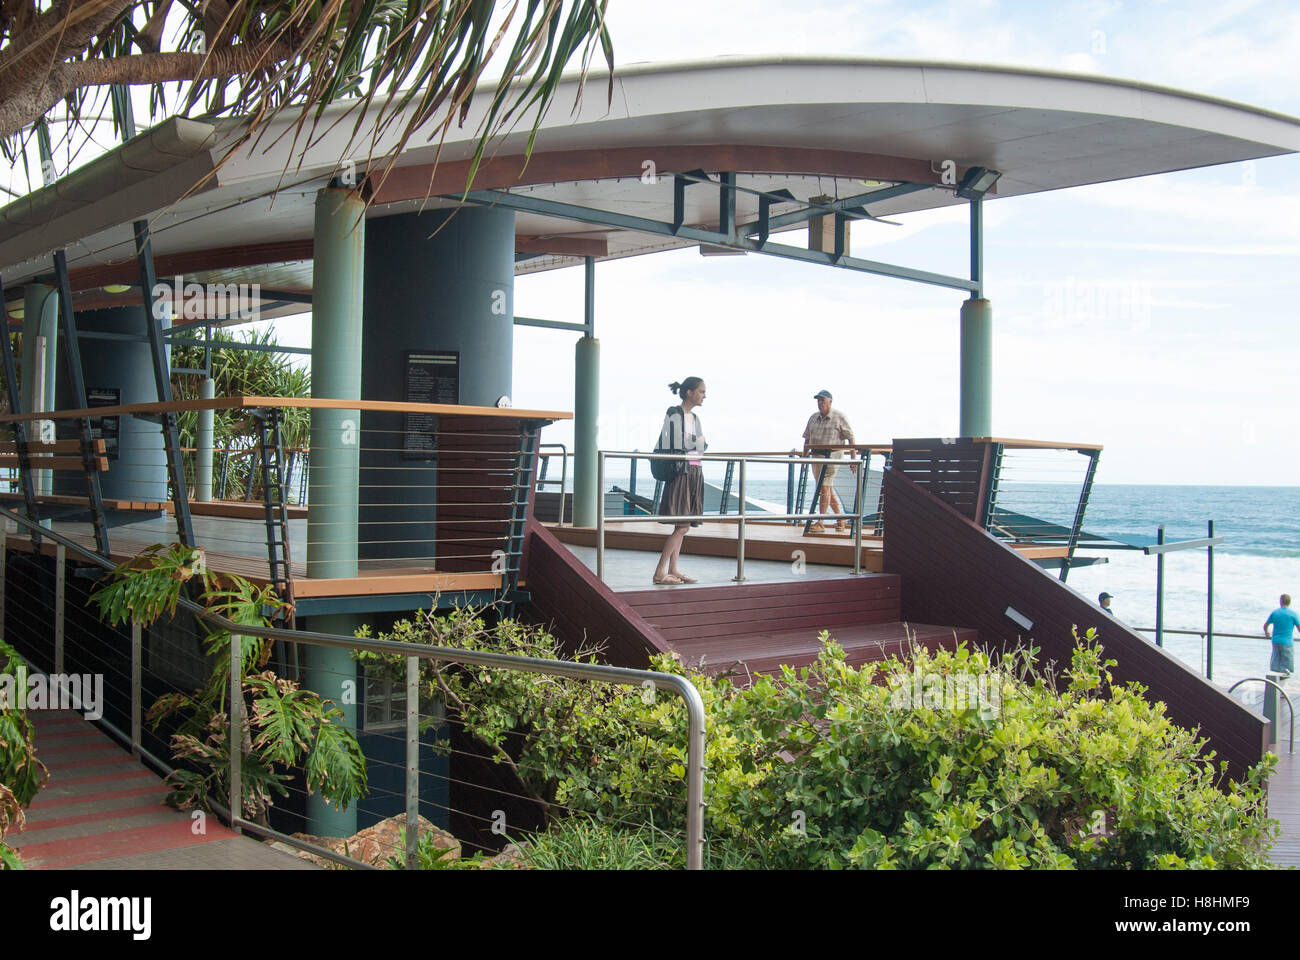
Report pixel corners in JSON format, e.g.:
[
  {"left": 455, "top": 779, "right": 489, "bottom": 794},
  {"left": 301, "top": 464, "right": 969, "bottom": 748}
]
[{"left": 9, "top": 709, "right": 316, "bottom": 870}]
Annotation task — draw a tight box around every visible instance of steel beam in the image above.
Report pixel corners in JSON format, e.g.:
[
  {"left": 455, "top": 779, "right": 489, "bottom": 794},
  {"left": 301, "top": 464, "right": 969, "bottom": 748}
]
[
  {"left": 457, "top": 189, "right": 977, "bottom": 293},
  {"left": 134, "top": 219, "right": 194, "bottom": 547},
  {"left": 747, "top": 182, "right": 928, "bottom": 233}
]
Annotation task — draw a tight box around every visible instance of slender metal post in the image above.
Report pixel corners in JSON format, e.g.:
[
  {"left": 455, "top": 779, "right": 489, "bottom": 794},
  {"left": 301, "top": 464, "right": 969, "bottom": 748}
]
[
  {"left": 683, "top": 681, "right": 706, "bottom": 871},
  {"left": 229, "top": 632, "right": 243, "bottom": 832},
  {"left": 54, "top": 544, "right": 66, "bottom": 674},
  {"left": 733, "top": 459, "right": 747, "bottom": 582},
  {"left": 853, "top": 453, "right": 866, "bottom": 575},
  {"left": 786, "top": 450, "right": 796, "bottom": 515},
  {"left": 405, "top": 654, "right": 419, "bottom": 870},
  {"left": 1206, "top": 520, "right": 1215, "bottom": 680},
  {"left": 1155, "top": 525, "right": 1165, "bottom": 648},
  {"left": 131, "top": 621, "right": 142, "bottom": 757},
  {"left": 596, "top": 452, "right": 606, "bottom": 581}
]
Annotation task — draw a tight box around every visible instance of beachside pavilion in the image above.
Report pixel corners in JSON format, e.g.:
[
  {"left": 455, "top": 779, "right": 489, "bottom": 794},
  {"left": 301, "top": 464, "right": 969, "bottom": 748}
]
[{"left": 3, "top": 57, "right": 1300, "bottom": 842}]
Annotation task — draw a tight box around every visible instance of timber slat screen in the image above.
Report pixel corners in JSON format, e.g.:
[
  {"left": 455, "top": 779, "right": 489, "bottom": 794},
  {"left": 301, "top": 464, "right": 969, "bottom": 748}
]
[
  {"left": 889, "top": 438, "right": 993, "bottom": 524},
  {"left": 522, "top": 519, "right": 665, "bottom": 667},
  {"left": 881, "top": 468, "right": 1267, "bottom": 782}
]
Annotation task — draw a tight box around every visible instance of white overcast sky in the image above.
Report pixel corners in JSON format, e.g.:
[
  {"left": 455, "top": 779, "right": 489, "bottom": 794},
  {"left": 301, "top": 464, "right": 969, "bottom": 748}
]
[
  {"left": 506, "top": 0, "right": 1300, "bottom": 486},
  {"left": 7, "top": 0, "right": 1298, "bottom": 485}
]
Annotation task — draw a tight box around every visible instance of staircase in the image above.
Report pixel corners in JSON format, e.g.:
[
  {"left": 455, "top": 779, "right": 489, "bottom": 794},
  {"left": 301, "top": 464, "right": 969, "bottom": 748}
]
[{"left": 616, "top": 575, "right": 977, "bottom": 680}]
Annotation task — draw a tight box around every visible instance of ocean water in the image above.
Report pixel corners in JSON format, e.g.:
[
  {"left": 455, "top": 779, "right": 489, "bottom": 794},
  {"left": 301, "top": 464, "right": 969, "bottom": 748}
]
[{"left": 592, "top": 468, "right": 1300, "bottom": 704}]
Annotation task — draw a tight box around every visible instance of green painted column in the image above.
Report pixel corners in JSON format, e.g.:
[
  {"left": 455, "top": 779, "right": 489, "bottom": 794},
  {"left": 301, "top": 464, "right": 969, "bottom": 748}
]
[
  {"left": 573, "top": 337, "right": 600, "bottom": 528},
  {"left": 195, "top": 378, "right": 215, "bottom": 502},
  {"left": 21, "top": 283, "right": 58, "bottom": 496},
  {"left": 304, "top": 185, "right": 364, "bottom": 837},
  {"left": 959, "top": 298, "right": 992, "bottom": 438}
]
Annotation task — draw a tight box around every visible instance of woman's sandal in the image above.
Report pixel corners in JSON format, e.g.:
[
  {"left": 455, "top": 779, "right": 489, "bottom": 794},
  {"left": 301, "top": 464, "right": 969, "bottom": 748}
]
[
  {"left": 653, "top": 573, "right": 685, "bottom": 585},
  {"left": 673, "top": 573, "right": 698, "bottom": 583}
]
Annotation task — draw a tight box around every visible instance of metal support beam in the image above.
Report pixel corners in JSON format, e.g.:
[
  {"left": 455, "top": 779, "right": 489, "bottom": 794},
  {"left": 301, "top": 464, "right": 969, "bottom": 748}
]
[
  {"left": 718, "top": 172, "right": 737, "bottom": 240},
  {"left": 970, "top": 197, "right": 984, "bottom": 297},
  {"left": 456, "top": 189, "right": 978, "bottom": 293},
  {"left": 584, "top": 256, "right": 596, "bottom": 336},
  {"left": 750, "top": 183, "right": 930, "bottom": 233},
  {"left": 52, "top": 249, "right": 110, "bottom": 556},
  {"left": 134, "top": 219, "right": 194, "bottom": 547},
  {"left": 513, "top": 316, "right": 589, "bottom": 333}
]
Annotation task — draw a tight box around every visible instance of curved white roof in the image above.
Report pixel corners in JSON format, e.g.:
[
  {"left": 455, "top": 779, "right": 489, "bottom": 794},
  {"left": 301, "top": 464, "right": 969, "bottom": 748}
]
[{"left": 3, "top": 56, "right": 1298, "bottom": 296}]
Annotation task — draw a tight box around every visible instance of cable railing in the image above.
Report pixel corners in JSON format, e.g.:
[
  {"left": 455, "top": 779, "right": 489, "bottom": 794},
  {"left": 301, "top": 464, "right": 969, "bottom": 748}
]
[
  {"left": 595, "top": 450, "right": 880, "bottom": 582},
  {"left": 0, "top": 396, "right": 566, "bottom": 606},
  {"left": 0, "top": 505, "right": 707, "bottom": 870}
]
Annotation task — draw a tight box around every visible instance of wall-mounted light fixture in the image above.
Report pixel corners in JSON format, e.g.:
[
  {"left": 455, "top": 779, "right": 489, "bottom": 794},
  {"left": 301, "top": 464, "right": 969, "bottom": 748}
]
[
  {"left": 956, "top": 166, "right": 1002, "bottom": 200},
  {"left": 1004, "top": 605, "right": 1034, "bottom": 633}
]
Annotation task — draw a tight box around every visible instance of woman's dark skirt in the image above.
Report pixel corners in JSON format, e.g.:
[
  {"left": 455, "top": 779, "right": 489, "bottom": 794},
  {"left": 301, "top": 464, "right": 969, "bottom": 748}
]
[{"left": 659, "top": 464, "right": 704, "bottom": 527}]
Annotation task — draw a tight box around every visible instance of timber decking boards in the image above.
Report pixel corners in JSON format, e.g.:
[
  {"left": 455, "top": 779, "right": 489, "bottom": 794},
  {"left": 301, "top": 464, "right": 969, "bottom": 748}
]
[
  {"left": 547, "top": 521, "right": 1066, "bottom": 570},
  {"left": 1268, "top": 750, "right": 1300, "bottom": 867},
  {"left": 1, "top": 527, "right": 498, "bottom": 597},
  {"left": 664, "top": 621, "right": 976, "bottom": 680}
]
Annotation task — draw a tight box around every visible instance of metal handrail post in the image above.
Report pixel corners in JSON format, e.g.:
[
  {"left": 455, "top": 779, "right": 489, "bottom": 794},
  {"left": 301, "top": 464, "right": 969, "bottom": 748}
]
[
  {"left": 406, "top": 654, "right": 419, "bottom": 869},
  {"left": 853, "top": 454, "right": 866, "bottom": 575},
  {"left": 596, "top": 451, "right": 606, "bottom": 581},
  {"left": 131, "top": 621, "right": 142, "bottom": 758},
  {"left": 54, "top": 543, "right": 65, "bottom": 675},
  {"left": 1228, "top": 677, "right": 1294, "bottom": 754},
  {"left": 229, "top": 632, "right": 242, "bottom": 833},
  {"left": 733, "top": 459, "right": 747, "bottom": 582},
  {"left": 1155, "top": 524, "right": 1165, "bottom": 647},
  {"left": 1206, "top": 520, "right": 1215, "bottom": 680},
  {"left": 0, "top": 524, "right": 6, "bottom": 627}
]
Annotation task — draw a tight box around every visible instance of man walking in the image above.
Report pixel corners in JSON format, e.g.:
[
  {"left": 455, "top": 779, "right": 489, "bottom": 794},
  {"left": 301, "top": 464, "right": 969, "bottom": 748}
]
[
  {"left": 802, "top": 389, "right": 857, "bottom": 533},
  {"left": 1265, "top": 594, "right": 1300, "bottom": 677}
]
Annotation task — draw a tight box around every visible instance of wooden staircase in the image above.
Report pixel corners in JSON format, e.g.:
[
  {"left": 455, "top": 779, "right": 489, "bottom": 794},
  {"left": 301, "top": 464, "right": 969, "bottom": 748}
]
[{"left": 616, "top": 574, "right": 976, "bottom": 681}]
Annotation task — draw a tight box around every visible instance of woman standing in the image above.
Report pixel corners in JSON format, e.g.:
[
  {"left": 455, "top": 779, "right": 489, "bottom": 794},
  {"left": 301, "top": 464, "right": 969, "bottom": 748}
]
[{"left": 654, "top": 377, "right": 707, "bottom": 585}]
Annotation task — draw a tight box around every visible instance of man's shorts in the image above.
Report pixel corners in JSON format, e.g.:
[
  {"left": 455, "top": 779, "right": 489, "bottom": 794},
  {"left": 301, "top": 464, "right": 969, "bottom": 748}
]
[
  {"left": 812, "top": 449, "right": 844, "bottom": 484},
  {"left": 1271, "top": 642, "right": 1294, "bottom": 676}
]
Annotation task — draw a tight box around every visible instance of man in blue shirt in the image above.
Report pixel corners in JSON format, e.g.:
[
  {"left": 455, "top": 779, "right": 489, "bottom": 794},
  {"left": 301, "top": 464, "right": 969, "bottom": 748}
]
[{"left": 1264, "top": 594, "right": 1300, "bottom": 676}]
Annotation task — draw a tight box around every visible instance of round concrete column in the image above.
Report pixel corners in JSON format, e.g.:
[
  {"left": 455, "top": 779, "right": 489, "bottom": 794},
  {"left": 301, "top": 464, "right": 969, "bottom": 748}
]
[
  {"left": 959, "top": 298, "right": 992, "bottom": 438},
  {"left": 572, "top": 337, "right": 600, "bottom": 527},
  {"left": 54, "top": 305, "right": 166, "bottom": 502},
  {"left": 358, "top": 207, "right": 515, "bottom": 562},
  {"left": 303, "top": 185, "right": 366, "bottom": 838}
]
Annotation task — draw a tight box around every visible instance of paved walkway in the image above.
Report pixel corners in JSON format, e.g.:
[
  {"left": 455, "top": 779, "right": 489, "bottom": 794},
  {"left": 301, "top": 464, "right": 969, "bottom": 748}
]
[{"left": 9, "top": 709, "right": 315, "bottom": 870}]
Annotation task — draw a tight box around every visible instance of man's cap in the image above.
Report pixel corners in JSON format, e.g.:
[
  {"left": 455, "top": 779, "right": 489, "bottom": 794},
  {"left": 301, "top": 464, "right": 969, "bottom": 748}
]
[
  {"left": 813, "top": 389, "right": 833, "bottom": 400},
  {"left": 1099, "top": 592, "right": 1113, "bottom": 602}
]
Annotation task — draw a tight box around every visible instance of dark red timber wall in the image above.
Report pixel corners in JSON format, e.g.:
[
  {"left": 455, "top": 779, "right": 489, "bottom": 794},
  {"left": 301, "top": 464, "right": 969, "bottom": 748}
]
[
  {"left": 435, "top": 415, "right": 528, "bottom": 573},
  {"left": 521, "top": 519, "right": 667, "bottom": 667},
  {"left": 882, "top": 468, "right": 1267, "bottom": 782}
]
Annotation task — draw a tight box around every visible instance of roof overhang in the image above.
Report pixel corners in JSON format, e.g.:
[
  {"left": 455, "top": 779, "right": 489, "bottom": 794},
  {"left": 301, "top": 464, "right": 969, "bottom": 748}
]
[{"left": 3, "top": 56, "right": 1299, "bottom": 305}]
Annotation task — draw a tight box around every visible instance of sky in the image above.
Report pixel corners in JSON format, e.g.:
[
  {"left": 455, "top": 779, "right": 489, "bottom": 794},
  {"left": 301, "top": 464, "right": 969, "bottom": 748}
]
[
  {"left": 501, "top": 0, "right": 1300, "bottom": 486},
  {"left": 6, "top": 0, "right": 1300, "bottom": 486}
]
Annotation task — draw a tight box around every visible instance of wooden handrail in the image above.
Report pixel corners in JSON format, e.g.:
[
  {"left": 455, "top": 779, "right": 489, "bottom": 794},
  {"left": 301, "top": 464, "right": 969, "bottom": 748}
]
[
  {"left": 968, "top": 437, "right": 1103, "bottom": 452},
  {"left": 0, "top": 395, "right": 571, "bottom": 424}
]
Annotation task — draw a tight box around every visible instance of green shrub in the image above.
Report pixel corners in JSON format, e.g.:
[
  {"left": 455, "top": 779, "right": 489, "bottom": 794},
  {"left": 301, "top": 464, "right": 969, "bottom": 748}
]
[
  {"left": 362, "top": 612, "right": 1279, "bottom": 870},
  {"left": 1, "top": 639, "right": 49, "bottom": 869},
  {"left": 90, "top": 546, "right": 367, "bottom": 823}
]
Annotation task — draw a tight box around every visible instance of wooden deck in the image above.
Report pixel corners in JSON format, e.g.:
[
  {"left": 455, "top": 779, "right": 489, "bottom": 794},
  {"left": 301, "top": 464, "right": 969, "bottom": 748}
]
[
  {"left": 1269, "top": 749, "right": 1300, "bottom": 866},
  {"left": 1, "top": 516, "right": 500, "bottom": 600},
  {"left": 548, "top": 520, "right": 1067, "bottom": 571}
]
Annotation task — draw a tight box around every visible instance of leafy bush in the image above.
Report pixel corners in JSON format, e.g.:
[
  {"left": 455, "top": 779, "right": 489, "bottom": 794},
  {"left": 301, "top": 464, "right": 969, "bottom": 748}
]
[
  {"left": 364, "top": 610, "right": 1278, "bottom": 869},
  {"left": 90, "top": 546, "right": 366, "bottom": 824},
  {"left": 0, "top": 639, "right": 49, "bottom": 869}
]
